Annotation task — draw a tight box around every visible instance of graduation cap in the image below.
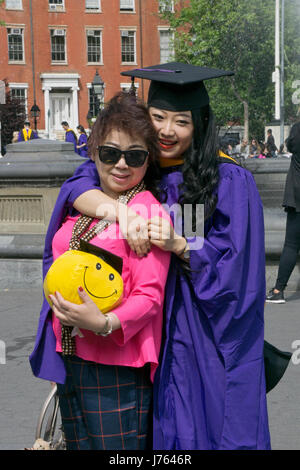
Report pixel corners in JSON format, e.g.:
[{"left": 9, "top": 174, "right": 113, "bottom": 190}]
[
  {"left": 79, "top": 239, "right": 123, "bottom": 275},
  {"left": 264, "top": 340, "right": 292, "bottom": 393},
  {"left": 121, "top": 62, "right": 234, "bottom": 111}
]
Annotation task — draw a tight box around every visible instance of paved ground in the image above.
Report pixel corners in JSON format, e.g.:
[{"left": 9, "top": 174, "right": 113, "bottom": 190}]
[{"left": 0, "top": 287, "right": 299, "bottom": 450}]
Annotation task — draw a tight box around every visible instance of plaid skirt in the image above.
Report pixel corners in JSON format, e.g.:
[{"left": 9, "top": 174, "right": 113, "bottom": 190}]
[{"left": 56, "top": 356, "right": 153, "bottom": 450}]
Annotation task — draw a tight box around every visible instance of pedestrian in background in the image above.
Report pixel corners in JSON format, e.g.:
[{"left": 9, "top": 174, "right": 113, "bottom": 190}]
[
  {"left": 18, "top": 121, "right": 38, "bottom": 142},
  {"left": 61, "top": 121, "right": 78, "bottom": 154},
  {"left": 265, "top": 129, "right": 278, "bottom": 158},
  {"left": 266, "top": 122, "right": 300, "bottom": 303},
  {"left": 76, "top": 125, "right": 88, "bottom": 158}
]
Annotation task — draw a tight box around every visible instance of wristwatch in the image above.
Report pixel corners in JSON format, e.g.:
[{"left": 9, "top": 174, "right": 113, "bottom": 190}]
[
  {"left": 182, "top": 241, "right": 190, "bottom": 260},
  {"left": 94, "top": 314, "right": 113, "bottom": 337},
  {"left": 178, "top": 239, "right": 190, "bottom": 260}
]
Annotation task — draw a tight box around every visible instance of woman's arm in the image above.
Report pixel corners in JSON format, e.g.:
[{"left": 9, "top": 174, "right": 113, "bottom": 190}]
[
  {"left": 74, "top": 190, "right": 151, "bottom": 257},
  {"left": 50, "top": 288, "right": 121, "bottom": 334}
]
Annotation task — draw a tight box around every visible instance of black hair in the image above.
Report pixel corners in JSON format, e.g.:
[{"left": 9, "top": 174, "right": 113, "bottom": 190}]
[
  {"left": 180, "top": 105, "right": 219, "bottom": 220},
  {"left": 61, "top": 121, "right": 69, "bottom": 127},
  {"left": 77, "top": 125, "right": 87, "bottom": 134}
]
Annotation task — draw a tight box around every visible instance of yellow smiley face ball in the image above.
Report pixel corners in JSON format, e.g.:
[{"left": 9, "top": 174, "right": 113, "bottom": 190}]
[{"left": 44, "top": 250, "right": 123, "bottom": 313}]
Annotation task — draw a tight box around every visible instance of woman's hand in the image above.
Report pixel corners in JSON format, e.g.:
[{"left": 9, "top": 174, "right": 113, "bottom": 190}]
[
  {"left": 148, "top": 216, "right": 187, "bottom": 256},
  {"left": 118, "top": 204, "right": 151, "bottom": 258},
  {"left": 49, "top": 287, "right": 106, "bottom": 333}
]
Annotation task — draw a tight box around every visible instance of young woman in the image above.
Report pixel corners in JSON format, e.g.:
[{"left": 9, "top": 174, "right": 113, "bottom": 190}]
[
  {"left": 76, "top": 125, "right": 88, "bottom": 158},
  {"left": 32, "top": 63, "right": 271, "bottom": 450},
  {"left": 30, "top": 93, "right": 171, "bottom": 450}
]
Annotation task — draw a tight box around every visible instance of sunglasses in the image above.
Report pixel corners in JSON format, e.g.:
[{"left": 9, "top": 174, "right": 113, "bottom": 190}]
[{"left": 98, "top": 146, "right": 149, "bottom": 168}]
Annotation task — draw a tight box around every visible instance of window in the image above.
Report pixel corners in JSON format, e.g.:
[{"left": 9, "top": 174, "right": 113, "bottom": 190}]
[
  {"left": 120, "top": 0, "right": 134, "bottom": 12},
  {"left": 88, "top": 87, "right": 105, "bottom": 116},
  {"left": 86, "top": 30, "right": 102, "bottom": 63},
  {"left": 159, "top": 0, "right": 174, "bottom": 12},
  {"left": 50, "top": 29, "right": 66, "bottom": 62},
  {"left": 6, "top": 0, "right": 22, "bottom": 9},
  {"left": 10, "top": 85, "right": 28, "bottom": 116},
  {"left": 49, "top": 0, "right": 64, "bottom": 11},
  {"left": 7, "top": 28, "right": 24, "bottom": 62},
  {"left": 159, "top": 29, "right": 174, "bottom": 63},
  {"left": 120, "top": 82, "right": 139, "bottom": 96},
  {"left": 85, "top": 0, "right": 100, "bottom": 10},
  {"left": 121, "top": 30, "right": 136, "bottom": 63}
]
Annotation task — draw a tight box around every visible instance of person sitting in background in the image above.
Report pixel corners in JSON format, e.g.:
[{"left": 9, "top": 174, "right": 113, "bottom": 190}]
[
  {"left": 17, "top": 121, "right": 38, "bottom": 142},
  {"left": 249, "top": 139, "right": 260, "bottom": 158},
  {"left": 240, "top": 139, "right": 249, "bottom": 158},
  {"left": 61, "top": 121, "right": 78, "bottom": 154},
  {"left": 257, "top": 143, "right": 267, "bottom": 159},
  {"left": 76, "top": 125, "right": 88, "bottom": 158}
]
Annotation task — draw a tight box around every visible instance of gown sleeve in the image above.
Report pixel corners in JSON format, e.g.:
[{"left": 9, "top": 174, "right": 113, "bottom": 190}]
[{"left": 189, "top": 164, "right": 267, "bottom": 448}]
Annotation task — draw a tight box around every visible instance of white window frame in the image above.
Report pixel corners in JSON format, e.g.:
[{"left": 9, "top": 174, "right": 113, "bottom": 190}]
[
  {"left": 50, "top": 28, "right": 67, "bottom": 64},
  {"left": 120, "top": 29, "right": 137, "bottom": 64},
  {"left": 120, "top": 82, "right": 139, "bottom": 96},
  {"left": 5, "top": 0, "right": 23, "bottom": 10},
  {"left": 48, "top": 0, "right": 65, "bottom": 12},
  {"left": 158, "top": 27, "right": 175, "bottom": 64},
  {"left": 9, "top": 83, "right": 28, "bottom": 116},
  {"left": 159, "top": 0, "right": 174, "bottom": 12},
  {"left": 120, "top": 0, "right": 135, "bottom": 12},
  {"left": 7, "top": 26, "right": 25, "bottom": 63},
  {"left": 86, "top": 29, "right": 103, "bottom": 64},
  {"left": 85, "top": 0, "right": 101, "bottom": 12}
]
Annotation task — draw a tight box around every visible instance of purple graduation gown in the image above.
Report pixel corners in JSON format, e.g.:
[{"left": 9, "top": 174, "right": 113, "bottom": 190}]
[
  {"left": 65, "top": 129, "right": 79, "bottom": 154},
  {"left": 29, "top": 159, "right": 271, "bottom": 449},
  {"left": 77, "top": 133, "right": 88, "bottom": 158}
]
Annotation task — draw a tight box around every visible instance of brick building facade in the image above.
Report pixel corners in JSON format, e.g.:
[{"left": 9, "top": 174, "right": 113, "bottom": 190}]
[{"left": 0, "top": 0, "right": 174, "bottom": 138}]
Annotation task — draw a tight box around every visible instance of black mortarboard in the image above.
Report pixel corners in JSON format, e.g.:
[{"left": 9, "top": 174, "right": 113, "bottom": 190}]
[
  {"left": 263, "top": 340, "right": 292, "bottom": 393},
  {"left": 121, "top": 62, "right": 234, "bottom": 111},
  {"left": 79, "top": 239, "right": 123, "bottom": 275}
]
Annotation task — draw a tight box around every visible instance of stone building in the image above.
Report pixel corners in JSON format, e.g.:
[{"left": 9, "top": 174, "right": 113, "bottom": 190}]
[{"left": 0, "top": 0, "right": 174, "bottom": 138}]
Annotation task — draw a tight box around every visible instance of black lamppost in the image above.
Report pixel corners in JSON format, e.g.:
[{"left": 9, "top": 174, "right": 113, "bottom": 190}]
[
  {"left": 30, "top": 102, "right": 40, "bottom": 131},
  {"left": 91, "top": 70, "right": 104, "bottom": 115}
]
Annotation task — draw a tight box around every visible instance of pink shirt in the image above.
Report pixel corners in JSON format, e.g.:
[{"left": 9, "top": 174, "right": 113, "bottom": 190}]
[{"left": 51, "top": 191, "right": 171, "bottom": 382}]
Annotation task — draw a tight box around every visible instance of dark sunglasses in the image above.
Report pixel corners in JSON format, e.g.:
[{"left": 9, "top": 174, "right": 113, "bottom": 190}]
[{"left": 98, "top": 146, "right": 149, "bottom": 168}]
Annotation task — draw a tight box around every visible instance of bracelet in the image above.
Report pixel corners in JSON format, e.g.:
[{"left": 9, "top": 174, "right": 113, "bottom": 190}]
[
  {"left": 94, "top": 314, "right": 113, "bottom": 337},
  {"left": 176, "top": 238, "right": 188, "bottom": 256}
]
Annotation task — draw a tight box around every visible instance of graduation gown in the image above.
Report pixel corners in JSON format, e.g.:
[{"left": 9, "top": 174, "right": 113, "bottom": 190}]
[
  {"left": 77, "top": 133, "right": 88, "bottom": 158},
  {"left": 152, "top": 162, "right": 271, "bottom": 450},
  {"left": 65, "top": 129, "right": 79, "bottom": 154},
  {"left": 29, "top": 158, "right": 271, "bottom": 449}
]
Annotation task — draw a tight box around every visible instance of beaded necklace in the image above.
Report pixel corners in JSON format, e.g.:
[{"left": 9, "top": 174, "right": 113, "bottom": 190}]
[{"left": 61, "top": 180, "right": 146, "bottom": 355}]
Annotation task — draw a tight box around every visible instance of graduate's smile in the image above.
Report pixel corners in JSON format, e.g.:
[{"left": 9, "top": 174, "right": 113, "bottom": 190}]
[{"left": 159, "top": 138, "right": 178, "bottom": 150}]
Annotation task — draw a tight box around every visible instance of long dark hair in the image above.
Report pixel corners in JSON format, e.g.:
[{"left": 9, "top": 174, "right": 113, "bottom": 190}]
[
  {"left": 180, "top": 105, "right": 220, "bottom": 219},
  {"left": 88, "top": 92, "right": 161, "bottom": 198}
]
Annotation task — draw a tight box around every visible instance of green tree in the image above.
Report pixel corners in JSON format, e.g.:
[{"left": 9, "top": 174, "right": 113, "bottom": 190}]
[
  {"left": 161, "top": 0, "right": 300, "bottom": 142},
  {"left": 0, "top": 80, "right": 26, "bottom": 153}
]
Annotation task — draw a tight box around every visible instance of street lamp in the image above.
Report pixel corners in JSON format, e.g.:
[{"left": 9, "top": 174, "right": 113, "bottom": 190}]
[
  {"left": 91, "top": 70, "right": 104, "bottom": 115},
  {"left": 30, "top": 102, "right": 40, "bottom": 131}
]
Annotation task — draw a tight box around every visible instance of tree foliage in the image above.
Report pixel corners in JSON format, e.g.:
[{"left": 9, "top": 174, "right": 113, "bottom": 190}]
[
  {"left": 0, "top": 80, "right": 26, "bottom": 152},
  {"left": 161, "top": 0, "right": 300, "bottom": 141}
]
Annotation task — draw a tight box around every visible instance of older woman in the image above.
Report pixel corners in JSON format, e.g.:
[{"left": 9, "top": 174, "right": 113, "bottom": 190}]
[{"left": 30, "top": 93, "right": 171, "bottom": 450}]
